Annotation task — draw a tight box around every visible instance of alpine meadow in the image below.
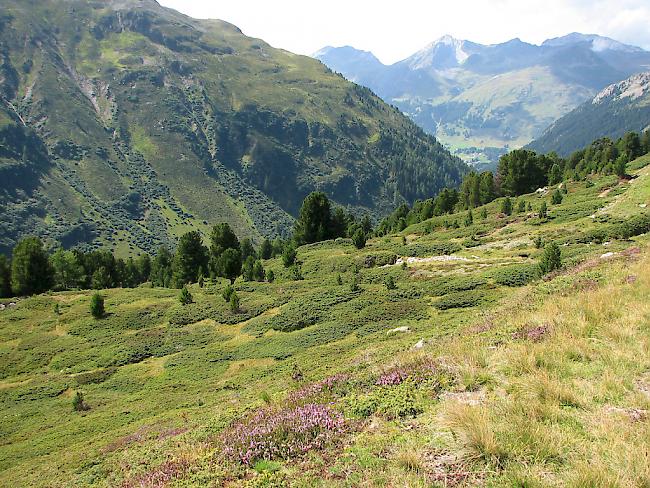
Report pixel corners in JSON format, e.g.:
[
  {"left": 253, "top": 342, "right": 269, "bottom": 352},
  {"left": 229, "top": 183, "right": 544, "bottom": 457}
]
[{"left": 1, "top": 1, "right": 650, "bottom": 487}]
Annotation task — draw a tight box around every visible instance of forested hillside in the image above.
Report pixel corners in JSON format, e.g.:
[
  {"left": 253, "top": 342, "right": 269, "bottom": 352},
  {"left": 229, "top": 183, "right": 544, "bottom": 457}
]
[
  {"left": 0, "top": 0, "right": 465, "bottom": 255},
  {"left": 529, "top": 72, "right": 650, "bottom": 155}
]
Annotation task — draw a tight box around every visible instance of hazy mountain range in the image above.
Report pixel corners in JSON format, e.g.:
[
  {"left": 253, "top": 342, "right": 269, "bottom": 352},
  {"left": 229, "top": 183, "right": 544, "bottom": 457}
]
[{"left": 314, "top": 33, "right": 650, "bottom": 168}]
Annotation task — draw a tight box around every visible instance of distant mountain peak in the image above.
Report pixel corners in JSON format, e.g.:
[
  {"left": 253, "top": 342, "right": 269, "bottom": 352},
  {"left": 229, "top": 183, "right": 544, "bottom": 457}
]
[
  {"left": 407, "top": 35, "right": 474, "bottom": 70},
  {"left": 434, "top": 34, "right": 461, "bottom": 45},
  {"left": 593, "top": 71, "right": 650, "bottom": 104},
  {"left": 312, "top": 45, "right": 381, "bottom": 62},
  {"left": 543, "top": 33, "right": 645, "bottom": 53}
]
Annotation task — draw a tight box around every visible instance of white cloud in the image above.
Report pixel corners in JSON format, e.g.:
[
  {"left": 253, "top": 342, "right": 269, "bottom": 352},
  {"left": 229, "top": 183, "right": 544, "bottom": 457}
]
[{"left": 158, "top": 0, "right": 650, "bottom": 64}]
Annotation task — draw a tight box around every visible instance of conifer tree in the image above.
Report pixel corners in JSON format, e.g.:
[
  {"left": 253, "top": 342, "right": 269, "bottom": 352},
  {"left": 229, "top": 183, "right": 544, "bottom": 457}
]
[
  {"left": 539, "top": 242, "right": 562, "bottom": 274},
  {"left": 179, "top": 285, "right": 193, "bottom": 305},
  {"left": 548, "top": 163, "right": 563, "bottom": 186},
  {"left": 11, "top": 237, "right": 53, "bottom": 296},
  {"left": 172, "top": 231, "right": 208, "bottom": 287},
  {"left": 90, "top": 293, "right": 105, "bottom": 318},
  {"left": 539, "top": 201, "right": 548, "bottom": 219},
  {"left": 0, "top": 255, "right": 11, "bottom": 298},
  {"left": 500, "top": 197, "right": 513, "bottom": 216},
  {"left": 294, "top": 192, "right": 332, "bottom": 245},
  {"left": 214, "top": 248, "right": 242, "bottom": 284},
  {"left": 259, "top": 238, "right": 273, "bottom": 260}
]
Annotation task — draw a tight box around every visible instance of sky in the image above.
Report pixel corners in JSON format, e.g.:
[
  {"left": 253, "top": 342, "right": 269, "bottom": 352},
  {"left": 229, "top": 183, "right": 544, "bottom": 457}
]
[{"left": 158, "top": 0, "right": 650, "bottom": 65}]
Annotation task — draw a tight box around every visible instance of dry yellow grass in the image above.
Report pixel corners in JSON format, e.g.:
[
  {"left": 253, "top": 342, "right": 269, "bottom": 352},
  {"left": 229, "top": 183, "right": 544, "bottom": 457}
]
[{"left": 397, "top": 246, "right": 650, "bottom": 486}]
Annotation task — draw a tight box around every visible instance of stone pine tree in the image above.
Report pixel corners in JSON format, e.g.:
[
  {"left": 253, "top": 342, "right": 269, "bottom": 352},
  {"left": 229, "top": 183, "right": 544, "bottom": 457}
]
[
  {"left": 352, "top": 228, "right": 367, "bottom": 249},
  {"left": 294, "top": 192, "right": 332, "bottom": 245},
  {"left": 259, "top": 238, "right": 273, "bottom": 260},
  {"left": 178, "top": 285, "right": 193, "bottom": 305},
  {"left": 551, "top": 189, "right": 563, "bottom": 205},
  {"left": 172, "top": 231, "right": 208, "bottom": 287},
  {"left": 282, "top": 245, "right": 297, "bottom": 267},
  {"left": 614, "top": 155, "right": 627, "bottom": 178},
  {"left": 214, "top": 248, "right": 242, "bottom": 284},
  {"left": 478, "top": 172, "right": 496, "bottom": 205},
  {"left": 539, "top": 242, "right": 562, "bottom": 274},
  {"left": 539, "top": 201, "right": 548, "bottom": 219},
  {"left": 240, "top": 238, "right": 256, "bottom": 261},
  {"left": 500, "top": 197, "right": 513, "bottom": 216},
  {"left": 150, "top": 247, "right": 173, "bottom": 287},
  {"left": 0, "top": 255, "right": 12, "bottom": 298},
  {"left": 548, "top": 163, "right": 563, "bottom": 186},
  {"left": 209, "top": 223, "right": 240, "bottom": 277},
  {"left": 11, "top": 236, "right": 53, "bottom": 296},
  {"left": 622, "top": 131, "right": 642, "bottom": 161},
  {"left": 72, "top": 391, "right": 89, "bottom": 411},
  {"left": 90, "top": 293, "right": 105, "bottom": 319}
]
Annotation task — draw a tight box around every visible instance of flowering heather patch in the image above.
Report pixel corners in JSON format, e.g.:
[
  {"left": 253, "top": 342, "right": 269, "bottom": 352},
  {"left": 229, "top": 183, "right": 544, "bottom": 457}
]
[
  {"left": 512, "top": 324, "right": 550, "bottom": 342},
  {"left": 376, "top": 369, "right": 409, "bottom": 386},
  {"left": 221, "top": 403, "right": 347, "bottom": 465},
  {"left": 376, "top": 357, "right": 442, "bottom": 387},
  {"left": 121, "top": 458, "right": 190, "bottom": 488},
  {"left": 287, "top": 373, "right": 351, "bottom": 403}
]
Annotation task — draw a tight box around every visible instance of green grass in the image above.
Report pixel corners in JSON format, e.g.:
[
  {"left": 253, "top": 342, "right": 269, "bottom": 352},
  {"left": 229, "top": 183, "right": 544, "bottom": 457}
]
[{"left": 1, "top": 158, "right": 650, "bottom": 486}]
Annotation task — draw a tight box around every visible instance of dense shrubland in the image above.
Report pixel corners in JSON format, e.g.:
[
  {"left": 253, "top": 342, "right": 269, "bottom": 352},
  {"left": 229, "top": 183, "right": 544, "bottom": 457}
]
[{"left": 377, "top": 130, "right": 650, "bottom": 234}]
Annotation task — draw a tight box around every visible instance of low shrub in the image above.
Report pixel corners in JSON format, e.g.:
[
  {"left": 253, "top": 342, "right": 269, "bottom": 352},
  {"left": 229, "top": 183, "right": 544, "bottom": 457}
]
[
  {"left": 221, "top": 403, "right": 347, "bottom": 465},
  {"left": 359, "top": 252, "right": 398, "bottom": 268},
  {"left": 347, "top": 381, "right": 422, "bottom": 420},
  {"left": 266, "top": 290, "right": 356, "bottom": 332},
  {"left": 401, "top": 241, "right": 462, "bottom": 257},
  {"left": 287, "top": 373, "right": 351, "bottom": 403},
  {"left": 427, "top": 276, "right": 487, "bottom": 297},
  {"left": 435, "top": 290, "right": 485, "bottom": 310},
  {"left": 491, "top": 264, "right": 540, "bottom": 287},
  {"left": 75, "top": 367, "right": 117, "bottom": 385}
]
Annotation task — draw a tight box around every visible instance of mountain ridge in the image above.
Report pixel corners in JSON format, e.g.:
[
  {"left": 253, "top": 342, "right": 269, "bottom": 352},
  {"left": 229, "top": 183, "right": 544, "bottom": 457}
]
[
  {"left": 528, "top": 71, "right": 650, "bottom": 156},
  {"left": 314, "top": 33, "right": 650, "bottom": 167}
]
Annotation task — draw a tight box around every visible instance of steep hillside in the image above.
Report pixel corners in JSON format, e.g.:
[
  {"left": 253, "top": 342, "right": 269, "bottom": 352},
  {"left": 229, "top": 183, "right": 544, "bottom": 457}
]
[
  {"left": 0, "top": 0, "right": 465, "bottom": 255},
  {"left": 1, "top": 154, "right": 649, "bottom": 487},
  {"left": 314, "top": 34, "right": 650, "bottom": 167},
  {"left": 529, "top": 72, "right": 650, "bottom": 156}
]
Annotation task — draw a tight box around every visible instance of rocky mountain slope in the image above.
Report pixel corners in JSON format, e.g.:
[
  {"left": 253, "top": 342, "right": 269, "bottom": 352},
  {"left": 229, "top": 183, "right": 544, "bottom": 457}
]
[
  {"left": 315, "top": 34, "right": 650, "bottom": 167},
  {"left": 0, "top": 0, "right": 466, "bottom": 255},
  {"left": 528, "top": 71, "right": 650, "bottom": 155}
]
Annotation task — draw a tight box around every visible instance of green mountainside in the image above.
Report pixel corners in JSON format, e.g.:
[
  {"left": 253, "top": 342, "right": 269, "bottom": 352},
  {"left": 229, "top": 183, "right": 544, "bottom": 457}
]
[
  {"left": 1, "top": 151, "right": 649, "bottom": 486},
  {"left": 528, "top": 71, "right": 650, "bottom": 156},
  {"left": 0, "top": 0, "right": 465, "bottom": 255}
]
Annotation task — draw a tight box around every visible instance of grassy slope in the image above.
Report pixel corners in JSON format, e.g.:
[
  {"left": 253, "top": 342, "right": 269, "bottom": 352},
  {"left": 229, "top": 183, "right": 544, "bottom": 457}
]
[
  {"left": 435, "top": 67, "right": 594, "bottom": 153},
  {"left": 1, "top": 157, "right": 649, "bottom": 486}
]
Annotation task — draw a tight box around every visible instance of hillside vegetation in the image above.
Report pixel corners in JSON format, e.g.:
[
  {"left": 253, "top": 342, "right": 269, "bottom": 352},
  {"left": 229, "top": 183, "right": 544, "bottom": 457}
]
[
  {"left": 1, "top": 151, "right": 649, "bottom": 486},
  {"left": 529, "top": 72, "right": 650, "bottom": 156},
  {"left": 0, "top": 0, "right": 465, "bottom": 255}
]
